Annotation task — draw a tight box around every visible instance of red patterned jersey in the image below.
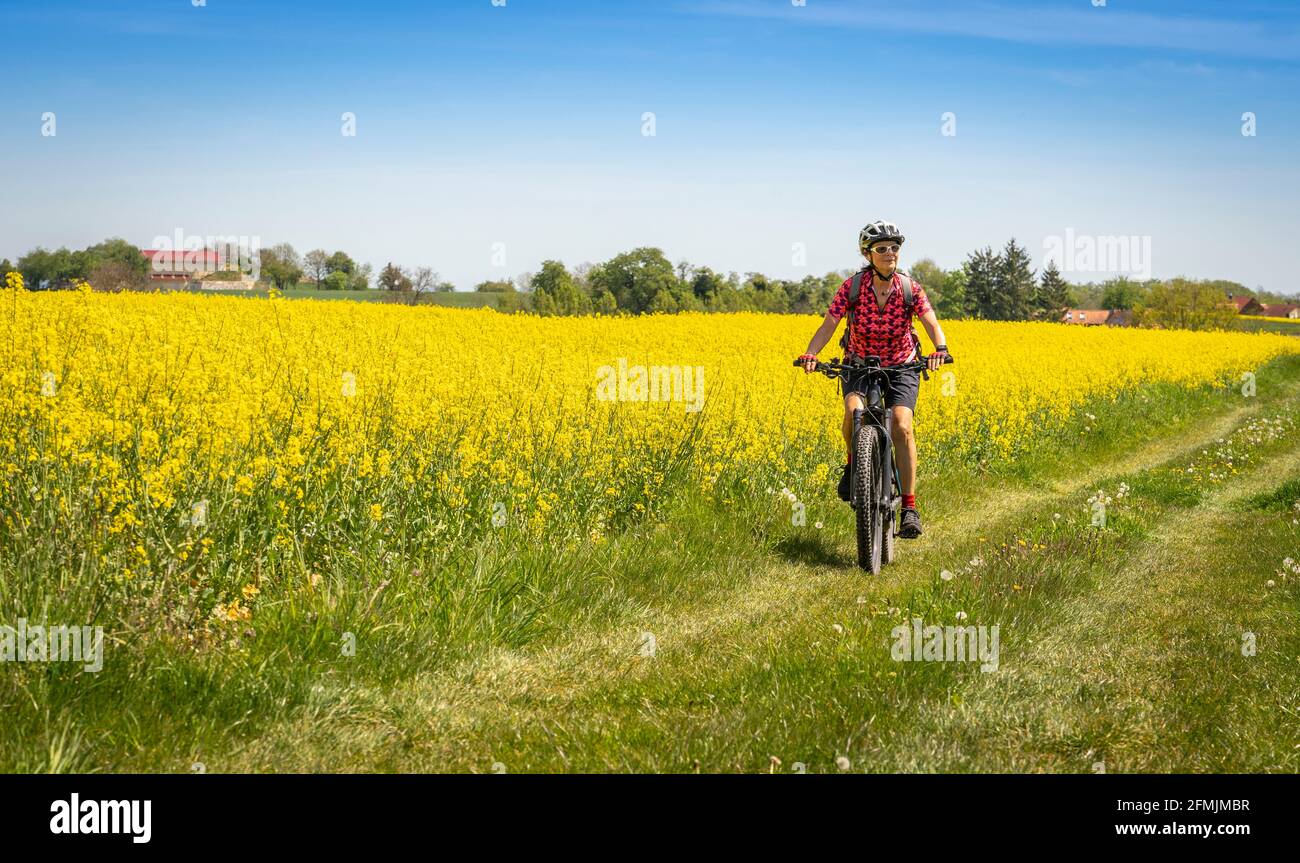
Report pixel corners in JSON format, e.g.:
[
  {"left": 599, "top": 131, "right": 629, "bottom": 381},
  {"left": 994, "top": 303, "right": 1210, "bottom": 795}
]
[{"left": 826, "top": 270, "right": 932, "bottom": 365}]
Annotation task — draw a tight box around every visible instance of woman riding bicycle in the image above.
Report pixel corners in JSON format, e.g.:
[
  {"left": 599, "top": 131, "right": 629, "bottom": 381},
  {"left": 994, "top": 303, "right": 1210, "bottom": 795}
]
[{"left": 798, "top": 221, "right": 950, "bottom": 538}]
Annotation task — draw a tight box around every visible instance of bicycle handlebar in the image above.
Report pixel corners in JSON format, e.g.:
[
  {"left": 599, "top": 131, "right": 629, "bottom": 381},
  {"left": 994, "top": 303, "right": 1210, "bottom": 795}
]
[{"left": 792, "top": 353, "right": 954, "bottom": 380}]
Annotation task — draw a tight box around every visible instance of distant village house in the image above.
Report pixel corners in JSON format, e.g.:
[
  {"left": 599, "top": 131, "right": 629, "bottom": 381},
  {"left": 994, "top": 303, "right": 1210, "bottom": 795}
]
[
  {"left": 1061, "top": 309, "right": 1131, "bottom": 326},
  {"left": 1225, "top": 293, "right": 1265, "bottom": 315},
  {"left": 1259, "top": 303, "right": 1300, "bottom": 319},
  {"left": 141, "top": 249, "right": 253, "bottom": 290},
  {"left": 142, "top": 249, "right": 222, "bottom": 281}
]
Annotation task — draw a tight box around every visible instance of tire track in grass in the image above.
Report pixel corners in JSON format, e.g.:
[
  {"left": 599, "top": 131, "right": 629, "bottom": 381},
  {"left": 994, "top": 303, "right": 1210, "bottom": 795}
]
[{"left": 876, "top": 399, "right": 1300, "bottom": 772}]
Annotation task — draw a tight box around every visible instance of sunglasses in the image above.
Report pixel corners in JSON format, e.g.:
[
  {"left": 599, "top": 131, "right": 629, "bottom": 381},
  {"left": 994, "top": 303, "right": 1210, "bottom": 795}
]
[{"left": 870, "top": 244, "right": 901, "bottom": 255}]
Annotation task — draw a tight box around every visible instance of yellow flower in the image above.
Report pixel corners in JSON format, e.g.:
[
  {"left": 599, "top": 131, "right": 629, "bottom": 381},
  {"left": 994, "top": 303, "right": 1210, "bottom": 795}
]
[
  {"left": 224, "top": 600, "right": 251, "bottom": 621},
  {"left": 2, "top": 288, "right": 1294, "bottom": 585},
  {"left": 241, "top": 583, "right": 260, "bottom": 600}
]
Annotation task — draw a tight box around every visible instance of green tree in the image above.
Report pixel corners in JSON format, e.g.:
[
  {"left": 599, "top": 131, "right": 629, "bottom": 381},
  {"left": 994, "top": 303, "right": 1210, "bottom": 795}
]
[
  {"left": 474, "top": 279, "right": 516, "bottom": 292},
  {"left": 1256, "top": 289, "right": 1300, "bottom": 304},
  {"left": 1133, "top": 278, "right": 1237, "bottom": 331},
  {"left": 908, "top": 258, "right": 946, "bottom": 315},
  {"left": 323, "top": 270, "right": 350, "bottom": 291},
  {"left": 259, "top": 243, "right": 303, "bottom": 290},
  {"left": 326, "top": 251, "right": 356, "bottom": 277},
  {"left": 674, "top": 287, "right": 704, "bottom": 312},
  {"left": 84, "top": 238, "right": 148, "bottom": 276},
  {"left": 1200, "top": 279, "right": 1250, "bottom": 299},
  {"left": 589, "top": 247, "right": 679, "bottom": 314},
  {"left": 1099, "top": 277, "right": 1145, "bottom": 310},
  {"left": 592, "top": 290, "right": 618, "bottom": 315},
  {"left": 934, "top": 265, "right": 968, "bottom": 319},
  {"left": 1034, "top": 260, "right": 1071, "bottom": 321},
  {"left": 531, "top": 260, "right": 589, "bottom": 316},
  {"left": 18, "top": 247, "right": 82, "bottom": 289},
  {"left": 497, "top": 291, "right": 526, "bottom": 313},
  {"left": 648, "top": 288, "right": 679, "bottom": 314},
  {"left": 787, "top": 274, "right": 831, "bottom": 314},
  {"left": 908, "top": 258, "right": 944, "bottom": 292},
  {"left": 992, "top": 238, "right": 1036, "bottom": 321},
  {"left": 706, "top": 287, "right": 751, "bottom": 313},
  {"left": 1070, "top": 281, "right": 1104, "bottom": 310},
  {"left": 812, "top": 271, "right": 848, "bottom": 313},
  {"left": 962, "top": 246, "right": 1000, "bottom": 319},
  {"left": 743, "top": 272, "right": 790, "bottom": 313},
  {"left": 689, "top": 266, "right": 727, "bottom": 305}
]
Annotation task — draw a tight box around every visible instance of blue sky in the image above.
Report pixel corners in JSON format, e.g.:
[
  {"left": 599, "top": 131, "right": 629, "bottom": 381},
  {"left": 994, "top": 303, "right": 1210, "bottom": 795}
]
[{"left": 1, "top": 0, "right": 1298, "bottom": 291}]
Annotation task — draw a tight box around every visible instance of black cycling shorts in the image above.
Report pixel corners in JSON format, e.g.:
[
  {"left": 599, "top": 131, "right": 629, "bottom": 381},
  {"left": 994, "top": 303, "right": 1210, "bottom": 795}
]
[{"left": 841, "top": 366, "right": 920, "bottom": 412}]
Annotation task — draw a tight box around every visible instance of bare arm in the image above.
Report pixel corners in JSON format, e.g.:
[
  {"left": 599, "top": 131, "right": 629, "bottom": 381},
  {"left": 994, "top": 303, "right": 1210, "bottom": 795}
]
[
  {"left": 800, "top": 313, "right": 841, "bottom": 369},
  {"left": 916, "top": 308, "right": 949, "bottom": 371},
  {"left": 917, "top": 308, "right": 947, "bottom": 352}
]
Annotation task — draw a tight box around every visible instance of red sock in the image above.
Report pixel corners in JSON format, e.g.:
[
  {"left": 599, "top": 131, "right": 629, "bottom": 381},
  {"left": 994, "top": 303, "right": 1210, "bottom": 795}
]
[{"left": 902, "top": 493, "right": 916, "bottom": 509}]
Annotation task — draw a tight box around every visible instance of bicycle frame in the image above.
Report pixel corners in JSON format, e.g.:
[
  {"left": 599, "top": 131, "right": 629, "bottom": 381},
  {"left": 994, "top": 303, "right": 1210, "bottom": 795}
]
[{"left": 848, "top": 364, "right": 900, "bottom": 522}]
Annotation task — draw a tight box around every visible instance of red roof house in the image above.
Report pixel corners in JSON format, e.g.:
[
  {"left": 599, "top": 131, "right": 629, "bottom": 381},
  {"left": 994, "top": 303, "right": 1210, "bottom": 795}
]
[
  {"left": 1062, "top": 309, "right": 1130, "bottom": 326},
  {"left": 1259, "top": 303, "right": 1300, "bottom": 319},
  {"left": 1226, "top": 294, "right": 1265, "bottom": 315},
  {"left": 141, "top": 249, "right": 222, "bottom": 281}
]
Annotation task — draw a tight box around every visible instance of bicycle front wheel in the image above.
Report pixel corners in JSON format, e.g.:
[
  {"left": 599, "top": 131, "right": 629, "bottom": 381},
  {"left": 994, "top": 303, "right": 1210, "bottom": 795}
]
[{"left": 854, "top": 426, "right": 883, "bottom": 574}]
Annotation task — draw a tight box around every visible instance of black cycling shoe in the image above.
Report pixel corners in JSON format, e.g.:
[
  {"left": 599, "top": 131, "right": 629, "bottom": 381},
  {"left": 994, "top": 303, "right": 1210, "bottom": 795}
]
[
  {"left": 898, "top": 507, "right": 923, "bottom": 538},
  {"left": 837, "top": 462, "right": 852, "bottom": 502}
]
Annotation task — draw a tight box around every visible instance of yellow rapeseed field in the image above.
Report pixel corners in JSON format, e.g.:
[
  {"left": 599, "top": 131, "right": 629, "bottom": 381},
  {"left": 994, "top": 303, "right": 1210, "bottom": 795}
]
[{"left": 2, "top": 286, "right": 1296, "bottom": 608}]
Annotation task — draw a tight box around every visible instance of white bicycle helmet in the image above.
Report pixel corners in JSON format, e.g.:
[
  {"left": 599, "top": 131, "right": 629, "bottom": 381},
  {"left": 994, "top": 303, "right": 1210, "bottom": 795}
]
[{"left": 859, "top": 220, "right": 905, "bottom": 255}]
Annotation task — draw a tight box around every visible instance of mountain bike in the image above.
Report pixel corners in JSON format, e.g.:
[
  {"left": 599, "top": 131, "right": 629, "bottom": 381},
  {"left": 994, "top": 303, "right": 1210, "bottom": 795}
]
[{"left": 792, "top": 353, "right": 954, "bottom": 574}]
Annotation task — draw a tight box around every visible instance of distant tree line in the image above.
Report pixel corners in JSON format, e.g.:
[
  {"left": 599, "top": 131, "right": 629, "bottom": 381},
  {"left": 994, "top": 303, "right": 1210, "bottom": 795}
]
[
  {"left": 2, "top": 239, "right": 447, "bottom": 296},
  {"left": 4, "top": 237, "right": 1292, "bottom": 332},
  {"left": 462, "top": 241, "right": 1081, "bottom": 322},
  {"left": 465, "top": 241, "right": 1289, "bottom": 333},
  {"left": 6, "top": 238, "right": 149, "bottom": 292}
]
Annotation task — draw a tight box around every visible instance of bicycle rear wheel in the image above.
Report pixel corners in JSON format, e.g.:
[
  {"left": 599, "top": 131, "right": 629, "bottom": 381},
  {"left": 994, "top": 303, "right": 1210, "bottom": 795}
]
[{"left": 854, "top": 426, "right": 883, "bottom": 574}]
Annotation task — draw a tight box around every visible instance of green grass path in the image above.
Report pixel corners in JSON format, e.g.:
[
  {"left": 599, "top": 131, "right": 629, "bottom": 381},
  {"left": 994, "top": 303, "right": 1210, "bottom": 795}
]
[{"left": 202, "top": 358, "right": 1300, "bottom": 773}]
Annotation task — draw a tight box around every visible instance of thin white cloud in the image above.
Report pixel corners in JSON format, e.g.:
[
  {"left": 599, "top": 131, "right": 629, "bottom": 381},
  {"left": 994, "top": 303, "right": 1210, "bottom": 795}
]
[{"left": 689, "top": 0, "right": 1300, "bottom": 60}]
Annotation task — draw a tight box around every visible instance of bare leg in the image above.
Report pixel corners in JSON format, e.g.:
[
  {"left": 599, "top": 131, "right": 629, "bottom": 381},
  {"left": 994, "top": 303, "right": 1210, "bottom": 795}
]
[
  {"left": 842, "top": 392, "right": 865, "bottom": 459},
  {"left": 890, "top": 405, "right": 916, "bottom": 497}
]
